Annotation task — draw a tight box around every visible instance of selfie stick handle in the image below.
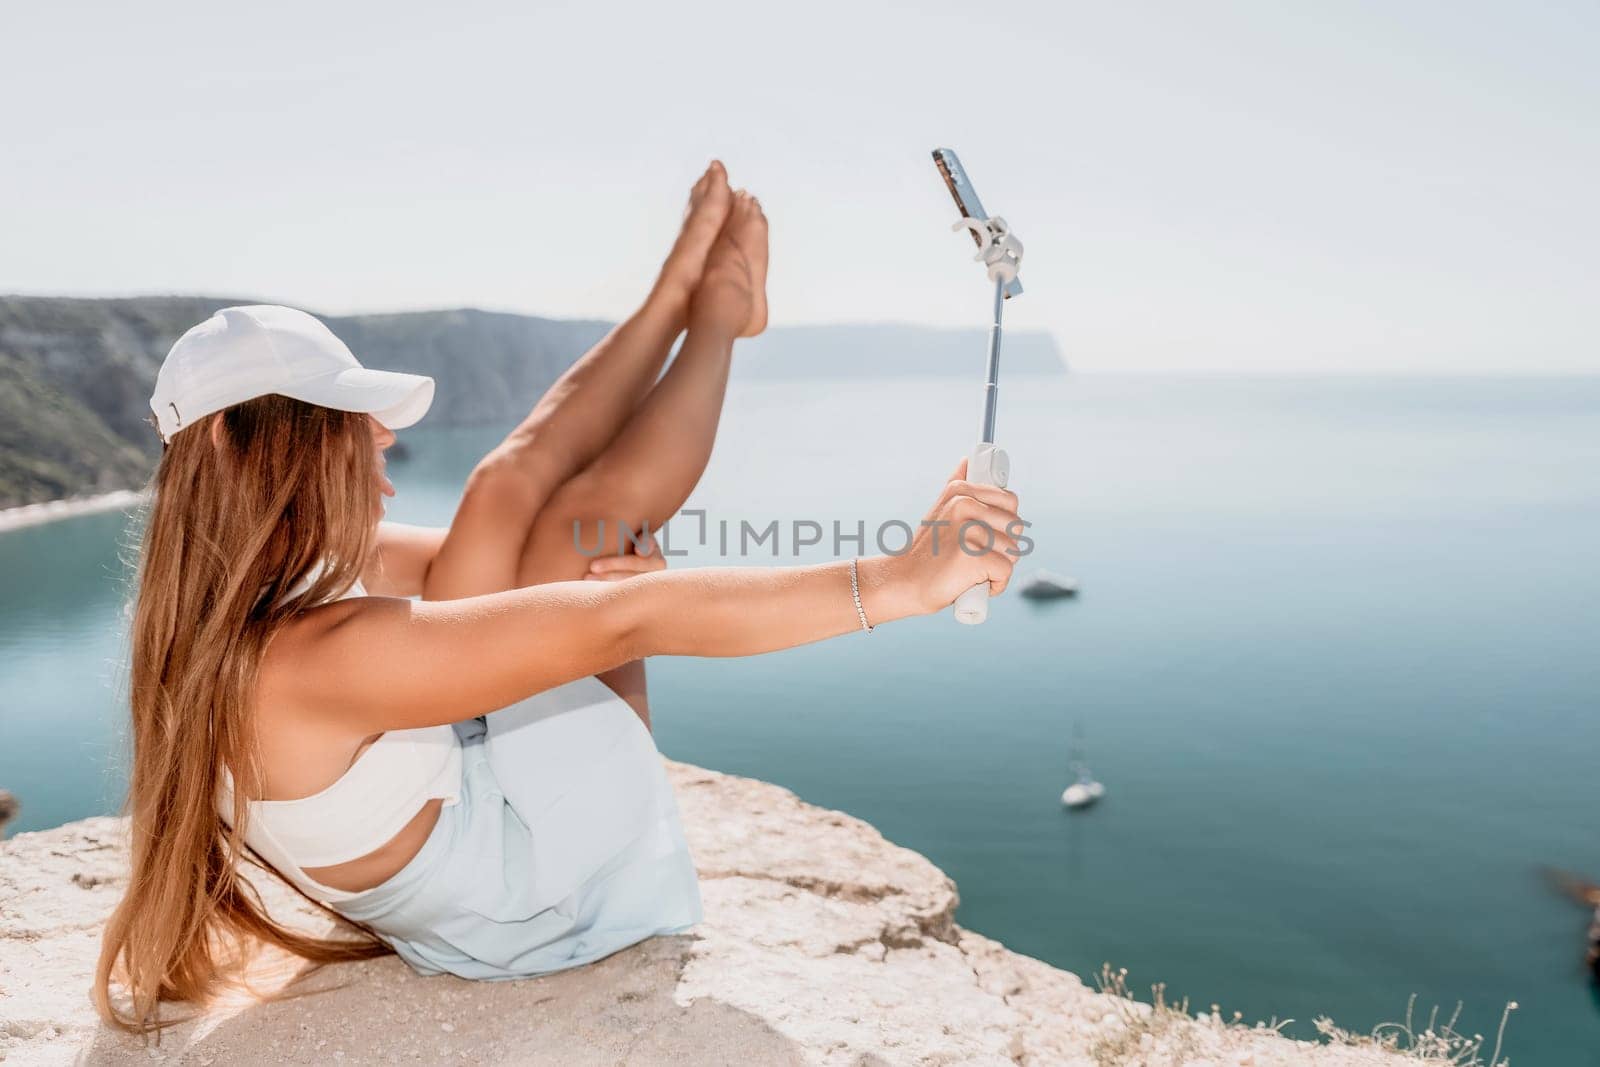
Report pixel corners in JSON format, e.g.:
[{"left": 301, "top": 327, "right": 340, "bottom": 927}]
[{"left": 953, "top": 274, "right": 1012, "bottom": 625}]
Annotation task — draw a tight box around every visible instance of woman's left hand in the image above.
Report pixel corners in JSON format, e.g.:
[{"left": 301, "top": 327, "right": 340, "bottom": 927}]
[{"left": 584, "top": 534, "right": 668, "bottom": 582}]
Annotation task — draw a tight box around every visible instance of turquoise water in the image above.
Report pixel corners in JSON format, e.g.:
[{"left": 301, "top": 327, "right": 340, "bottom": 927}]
[{"left": 3, "top": 374, "right": 1598, "bottom": 1062}]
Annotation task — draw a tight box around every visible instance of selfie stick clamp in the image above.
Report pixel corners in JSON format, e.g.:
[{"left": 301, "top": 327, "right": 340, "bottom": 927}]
[
  {"left": 932, "top": 151, "right": 1025, "bottom": 625},
  {"left": 952, "top": 215, "right": 1024, "bottom": 288}
]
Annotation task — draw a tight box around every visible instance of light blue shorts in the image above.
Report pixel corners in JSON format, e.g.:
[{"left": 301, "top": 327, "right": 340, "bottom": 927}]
[{"left": 331, "top": 678, "right": 702, "bottom": 979}]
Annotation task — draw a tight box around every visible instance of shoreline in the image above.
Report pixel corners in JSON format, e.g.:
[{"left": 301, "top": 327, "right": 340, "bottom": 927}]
[{"left": 0, "top": 489, "right": 144, "bottom": 534}]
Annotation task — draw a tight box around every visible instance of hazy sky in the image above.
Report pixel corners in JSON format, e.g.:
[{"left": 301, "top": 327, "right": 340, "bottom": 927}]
[{"left": 3, "top": 1, "right": 1595, "bottom": 373}]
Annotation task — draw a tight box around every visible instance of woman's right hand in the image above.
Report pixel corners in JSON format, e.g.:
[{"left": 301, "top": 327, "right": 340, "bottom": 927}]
[{"left": 864, "top": 460, "right": 1026, "bottom": 621}]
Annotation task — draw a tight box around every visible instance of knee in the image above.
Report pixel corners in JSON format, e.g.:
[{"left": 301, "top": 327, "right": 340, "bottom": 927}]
[{"left": 464, "top": 443, "right": 565, "bottom": 515}]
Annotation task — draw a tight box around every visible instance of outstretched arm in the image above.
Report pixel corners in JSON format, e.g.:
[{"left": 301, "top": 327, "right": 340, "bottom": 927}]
[{"left": 264, "top": 476, "right": 1023, "bottom": 735}]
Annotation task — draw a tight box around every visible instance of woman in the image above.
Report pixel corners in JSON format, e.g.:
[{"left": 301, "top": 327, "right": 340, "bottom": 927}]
[{"left": 94, "top": 162, "right": 1025, "bottom": 1030}]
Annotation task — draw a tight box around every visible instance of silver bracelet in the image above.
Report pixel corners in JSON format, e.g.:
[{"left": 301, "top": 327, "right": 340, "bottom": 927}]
[{"left": 849, "top": 558, "right": 874, "bottom": 634}]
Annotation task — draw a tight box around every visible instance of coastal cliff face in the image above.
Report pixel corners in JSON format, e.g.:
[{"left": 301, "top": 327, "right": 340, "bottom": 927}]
[
  {"left": 0, "top": 296, "right": 1065, "bottom": 510},
  {"left": 0, "top": 762, "right": 1404, "bottom": 1066},
  {"left": 0, "top": 297, "right": 610, "bottom": 509}
]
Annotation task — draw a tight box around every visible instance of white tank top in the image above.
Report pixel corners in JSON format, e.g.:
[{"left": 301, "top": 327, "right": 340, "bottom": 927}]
[{"left": 218, "top": 575, "right": 462, "bottom": 904}]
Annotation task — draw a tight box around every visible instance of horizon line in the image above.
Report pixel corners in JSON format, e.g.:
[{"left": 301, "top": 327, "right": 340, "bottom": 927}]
[{"left": 4, "top": 291, "right": 1596, "bottom": 377}]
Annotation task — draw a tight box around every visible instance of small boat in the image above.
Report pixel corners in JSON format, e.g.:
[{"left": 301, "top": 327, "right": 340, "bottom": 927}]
[
  {"left": 1061, "top": 763, "right": 1105, "bottom": 809},
  {"left": 1061, "top": 726, "right": 1105, "bottom": 810},
  {"left": 1020, "top": 570, "right": 1079, "bottom": 600}
]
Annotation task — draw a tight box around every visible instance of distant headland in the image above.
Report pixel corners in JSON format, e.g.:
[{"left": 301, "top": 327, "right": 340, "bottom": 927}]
[{"left": 0, "top": 295, "right": 1064, "bottom": 512}]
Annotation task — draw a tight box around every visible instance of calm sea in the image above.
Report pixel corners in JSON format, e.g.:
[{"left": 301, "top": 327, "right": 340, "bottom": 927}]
[{"left": 3, "top": 374, "right": 1597, "bottom": 1062}]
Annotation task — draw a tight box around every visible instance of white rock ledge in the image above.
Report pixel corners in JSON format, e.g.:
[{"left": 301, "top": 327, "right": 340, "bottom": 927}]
[{"left": 0, "top": 762, "right": 1405, "bottom": 1065}]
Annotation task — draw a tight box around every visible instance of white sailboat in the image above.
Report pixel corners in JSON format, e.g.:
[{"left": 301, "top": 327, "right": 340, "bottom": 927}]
[
  {"left": 1061, "top": 725, "right": 1105, "bottom": 809},
  {"left": 1061, "top": 762, "right": 1105, "bottom": 809}
]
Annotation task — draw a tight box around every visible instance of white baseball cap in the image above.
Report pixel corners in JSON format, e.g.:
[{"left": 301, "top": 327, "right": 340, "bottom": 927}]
[{"left": 150, "top": 305, "right": 435, "bottom": 442}]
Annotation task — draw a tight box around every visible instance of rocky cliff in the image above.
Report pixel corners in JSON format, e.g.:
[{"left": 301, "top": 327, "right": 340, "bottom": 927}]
[
  {"left": 0, "top": 762, "right": 1406, "bottom": 1066},
  {"left": 0, "top": 297, "right": 610, "bottom": 509},
  {"left": 0, "top": 296, "right": 1064, "bottom": 509}
]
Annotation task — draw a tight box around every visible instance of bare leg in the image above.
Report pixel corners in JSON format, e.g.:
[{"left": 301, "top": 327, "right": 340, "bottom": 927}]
[
  {"left": 422, "top": 162, "right": 733, "bottom": 601},
  {"left": 551, "top": 327, "right": 737, "bottom": 729},
  {"left": 515, "top": 191, "right": 767, "bottom": 588},
  {"left": 516, "top": 192, "right": 768, "bottom": 727}
]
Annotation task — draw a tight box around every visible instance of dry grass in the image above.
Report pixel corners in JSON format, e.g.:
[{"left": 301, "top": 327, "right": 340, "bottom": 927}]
[
  {"left": 1315, "top": 994, "right": 1517, "bottom": 1067},
  {"left": 1089, "top": 964, "right": 1516, "bottom": 1067}
]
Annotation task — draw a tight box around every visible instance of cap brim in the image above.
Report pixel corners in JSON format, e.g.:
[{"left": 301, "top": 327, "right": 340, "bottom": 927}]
[{"left": 278, "top": 367, "right": 435, "bottom": 430}]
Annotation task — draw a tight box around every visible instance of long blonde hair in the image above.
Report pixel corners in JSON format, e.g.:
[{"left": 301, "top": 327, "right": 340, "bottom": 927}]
[{"left": 95, "top": 395, "right": 394, "bottom": 1032}]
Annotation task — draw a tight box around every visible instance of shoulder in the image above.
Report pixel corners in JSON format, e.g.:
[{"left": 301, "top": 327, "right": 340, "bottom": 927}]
[
  {"left": 257, "top": 595, "right": 383, "bottom": 723},
  {"left": 254, "top": 597, "right": 396, "bottom": 794}
]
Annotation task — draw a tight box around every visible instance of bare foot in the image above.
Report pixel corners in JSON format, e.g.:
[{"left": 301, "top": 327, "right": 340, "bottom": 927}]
[
  {"left": 653, "top": 161, "right": 733, "bottom": 309},
  {"left": 690, "top": 190, "right": 769, "bottom": 339},
  {"left": 740, "top": 193, "right": 768, "bottom": 337}
]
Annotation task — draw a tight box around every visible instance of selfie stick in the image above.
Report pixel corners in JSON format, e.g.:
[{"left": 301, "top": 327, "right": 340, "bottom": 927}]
[{"left": 932, "top": 149, "right": 1024, "bottom": 625}]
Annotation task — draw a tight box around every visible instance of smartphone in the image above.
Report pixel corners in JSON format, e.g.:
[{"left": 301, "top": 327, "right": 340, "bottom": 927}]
[{"left": 932, "top": 148, "right": 1022, "bottom": 297}]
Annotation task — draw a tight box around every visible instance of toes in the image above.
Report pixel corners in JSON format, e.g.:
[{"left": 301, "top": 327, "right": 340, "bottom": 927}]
[
  {"left": 660, "top": 165, "right": 737, "bottom": 303},
  {"left": 702, "top": 172, "right": 732, "bottom": 216},
  {"left": 731, "top": 191, "right": 760, "bottom": 226},
  {"left": 688, "top": 162, "right": 730, "bottom": 212},
  {"left": 734, "top": 192, "right": 767, "bottom": 234},
  {"left": 733, "top": 189, "right": 763, "bottom": 220},
  {"left": 741, "top": 196, "right": 768, "bottom": 337},
  {"left": 706, "top": 163, "right": 729, "bottom": 195}
]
